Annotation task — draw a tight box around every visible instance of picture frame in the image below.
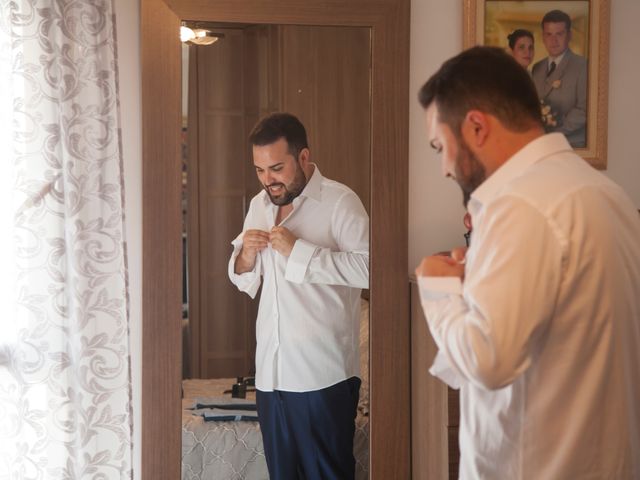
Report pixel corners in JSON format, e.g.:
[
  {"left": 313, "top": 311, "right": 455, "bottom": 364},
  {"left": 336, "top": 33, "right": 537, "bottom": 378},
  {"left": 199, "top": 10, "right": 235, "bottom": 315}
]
[{"left": 463, "top": 0, "right": 610, "bottom": 169}]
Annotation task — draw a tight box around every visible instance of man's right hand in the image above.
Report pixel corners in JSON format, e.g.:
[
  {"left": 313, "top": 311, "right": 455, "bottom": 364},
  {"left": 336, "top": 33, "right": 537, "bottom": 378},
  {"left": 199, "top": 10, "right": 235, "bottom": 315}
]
[{"left": 234, "top": 229, "right": 270, "bottom": 274}]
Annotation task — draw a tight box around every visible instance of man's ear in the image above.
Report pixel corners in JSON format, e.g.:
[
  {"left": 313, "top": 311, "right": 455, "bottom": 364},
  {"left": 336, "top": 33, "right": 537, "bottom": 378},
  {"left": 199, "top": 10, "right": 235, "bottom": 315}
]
[
  {"left": 298, "top": 147, "right": 311, "bottom": 169},
  {"left": 461, "top": 110, "right": 490, "bottom": 147}
]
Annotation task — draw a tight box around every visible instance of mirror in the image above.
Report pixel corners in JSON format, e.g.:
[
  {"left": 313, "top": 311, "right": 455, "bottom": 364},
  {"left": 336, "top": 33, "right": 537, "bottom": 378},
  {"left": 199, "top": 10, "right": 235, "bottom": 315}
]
[
  {"left": 141, "top": 1, "right": 410, "bottom": 478},
  {"left": 179, "top": 22, "right": 372, "bottom": 478},
  {"left": 180, "top": 22, "right": 371, "bottom": 378}
]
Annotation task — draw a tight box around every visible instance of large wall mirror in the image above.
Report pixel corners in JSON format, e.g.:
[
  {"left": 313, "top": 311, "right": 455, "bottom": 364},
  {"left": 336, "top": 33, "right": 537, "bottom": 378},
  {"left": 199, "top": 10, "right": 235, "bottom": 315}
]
[
  {"left": 180, "top": 23, "right": 372, "bottom": 478},
  {"left": 142, "top": 1, "right": 409, "bottom": 478}
]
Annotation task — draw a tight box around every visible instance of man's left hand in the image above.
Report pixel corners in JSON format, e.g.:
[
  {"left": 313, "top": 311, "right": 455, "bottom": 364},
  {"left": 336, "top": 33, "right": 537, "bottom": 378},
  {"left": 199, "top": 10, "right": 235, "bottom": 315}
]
[{"left": 270, "top": 226, "right": 297, "bottom": 257}]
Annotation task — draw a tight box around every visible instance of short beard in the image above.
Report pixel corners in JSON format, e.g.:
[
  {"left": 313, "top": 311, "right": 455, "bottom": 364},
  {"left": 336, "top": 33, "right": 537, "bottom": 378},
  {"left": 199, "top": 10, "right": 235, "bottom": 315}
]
[
  {"left": 264, "top": 162, "right": 307, "bottom": 206},
  {"left": 455, "top": 137, "right": 486, "bottom": 208}
]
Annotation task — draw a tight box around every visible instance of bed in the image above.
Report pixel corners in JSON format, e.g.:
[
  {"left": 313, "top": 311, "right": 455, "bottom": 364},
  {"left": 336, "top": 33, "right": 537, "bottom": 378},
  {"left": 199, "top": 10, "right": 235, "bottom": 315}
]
[{"left": 181, "top": 298, "right": 370, "bottom": 480}]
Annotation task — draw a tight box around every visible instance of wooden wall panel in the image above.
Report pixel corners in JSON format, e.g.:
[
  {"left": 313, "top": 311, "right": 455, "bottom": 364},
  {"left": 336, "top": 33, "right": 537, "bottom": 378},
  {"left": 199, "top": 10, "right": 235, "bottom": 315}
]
[
  {"left": 411, "top": 278, "right": 449, "bottom": 479},
  {"left": 198, "top": 115, "right": 245, "bottom": 190},
  {"left": 141, "top": 0, "right": 182, "bottom": 478},
  {"left": 190, "top": 30, "right": 259, "bottom": 379},
  {"left": 186, "top": 44, "right": 202, "bottom": 378},
  {"left": 279, "top": 26, "right": 371, "bottom": 213}
]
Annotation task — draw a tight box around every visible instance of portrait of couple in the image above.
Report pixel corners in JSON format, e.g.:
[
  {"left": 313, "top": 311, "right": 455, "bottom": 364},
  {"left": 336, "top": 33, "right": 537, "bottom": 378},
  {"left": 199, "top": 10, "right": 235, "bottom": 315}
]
[{"left": 486, "top": 2, "right": 589, "bottom": 148}]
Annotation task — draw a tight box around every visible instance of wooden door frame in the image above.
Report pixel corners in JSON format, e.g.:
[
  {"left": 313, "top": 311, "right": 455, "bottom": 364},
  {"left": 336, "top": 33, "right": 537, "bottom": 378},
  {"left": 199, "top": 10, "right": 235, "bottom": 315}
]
[{"left": 141, "top": 0, "right": 410, "bottom": 478}]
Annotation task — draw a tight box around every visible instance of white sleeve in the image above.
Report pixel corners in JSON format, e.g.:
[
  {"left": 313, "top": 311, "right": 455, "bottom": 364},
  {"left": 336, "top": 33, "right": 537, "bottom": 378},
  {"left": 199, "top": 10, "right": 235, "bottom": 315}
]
[
  {"left": 227, "top": 232, "right": 262, "bottom": 299},
  {"left": 419, "top": 195, "right": 564, "bottom": 390},
  {"left": 227, "top": 199, "right": 263, "bottom": 299},
  {"left": 284, "top": 190, "right": 369, "bottom": 288},
  {"left": 417, "top": 276, "right": 466, "bottom": 389}
]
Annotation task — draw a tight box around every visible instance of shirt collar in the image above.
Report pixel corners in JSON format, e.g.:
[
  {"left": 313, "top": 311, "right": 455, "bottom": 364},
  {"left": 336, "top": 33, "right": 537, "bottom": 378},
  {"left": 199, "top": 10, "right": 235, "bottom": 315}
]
[
  {"left": 469, "top": 133, "right": 572, "bottom": 213},
  {"left": 299, "top": 163, "right": 322, "bottom": 203},
  {"left": 549, "top": 50, "right": 567, "bottom": 66}
]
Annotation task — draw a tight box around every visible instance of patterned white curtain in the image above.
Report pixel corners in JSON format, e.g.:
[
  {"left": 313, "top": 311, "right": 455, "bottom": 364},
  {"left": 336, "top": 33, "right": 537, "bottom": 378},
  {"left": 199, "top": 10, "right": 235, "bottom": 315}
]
[{"left": 0, "top": 1, "right": 132, "bottom": 478}]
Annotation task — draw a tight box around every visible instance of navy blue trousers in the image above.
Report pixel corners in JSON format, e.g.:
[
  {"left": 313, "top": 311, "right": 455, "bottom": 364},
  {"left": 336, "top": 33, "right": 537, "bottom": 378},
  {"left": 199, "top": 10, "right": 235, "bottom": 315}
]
[{"left": 256, "top": 377, "right": 361, "bottom": 480}]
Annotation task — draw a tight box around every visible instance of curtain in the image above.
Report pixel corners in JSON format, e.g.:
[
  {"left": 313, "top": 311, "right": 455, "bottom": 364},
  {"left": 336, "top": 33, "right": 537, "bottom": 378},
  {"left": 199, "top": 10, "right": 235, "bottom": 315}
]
[{"left": 0, "top": 1, "right": 132, "bottom": 478}]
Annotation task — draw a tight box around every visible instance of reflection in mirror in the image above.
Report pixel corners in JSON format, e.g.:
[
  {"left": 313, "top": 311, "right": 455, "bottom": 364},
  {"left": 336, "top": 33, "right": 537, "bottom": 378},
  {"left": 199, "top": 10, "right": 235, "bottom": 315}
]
[{"left": 179, "top": 22, "right": 371, "bottom": 479}]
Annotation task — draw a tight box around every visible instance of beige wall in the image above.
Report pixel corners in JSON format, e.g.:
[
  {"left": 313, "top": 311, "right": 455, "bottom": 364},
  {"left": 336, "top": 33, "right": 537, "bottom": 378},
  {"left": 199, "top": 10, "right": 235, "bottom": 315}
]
[
  {"left": 409, "top": 0, "right": 640, "bottom": 271},
  {"left": 116, "top": 0, "right": 640, "bottom": 476}
]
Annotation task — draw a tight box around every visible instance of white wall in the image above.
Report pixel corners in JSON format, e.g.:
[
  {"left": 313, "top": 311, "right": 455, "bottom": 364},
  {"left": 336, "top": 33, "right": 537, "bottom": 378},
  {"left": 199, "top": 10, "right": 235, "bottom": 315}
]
[
  {"left": 603, "top": 1, "right": 640, "bottom": 205},
  {"left": 408, "top": 0, "right": 464, "bottom": 271},
  {"left": 114, "top": 0, "right": 142, "bottom": 477},
  {"left": 408, "top": 0, "right": 640, "bottom": 271}
]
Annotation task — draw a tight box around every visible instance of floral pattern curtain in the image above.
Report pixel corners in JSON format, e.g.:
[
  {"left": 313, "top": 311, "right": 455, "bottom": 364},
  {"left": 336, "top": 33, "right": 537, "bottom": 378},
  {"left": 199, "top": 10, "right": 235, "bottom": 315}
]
[{"left": 0, "top": 1, "right": 132, "bottom": 478}]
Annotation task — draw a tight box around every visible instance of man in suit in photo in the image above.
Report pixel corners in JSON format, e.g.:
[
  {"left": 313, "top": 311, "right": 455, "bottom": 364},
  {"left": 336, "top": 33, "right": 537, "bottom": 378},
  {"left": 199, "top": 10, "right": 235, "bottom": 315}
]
[{"left": 531, "top": 9, "right": 587, "bottom": 148}]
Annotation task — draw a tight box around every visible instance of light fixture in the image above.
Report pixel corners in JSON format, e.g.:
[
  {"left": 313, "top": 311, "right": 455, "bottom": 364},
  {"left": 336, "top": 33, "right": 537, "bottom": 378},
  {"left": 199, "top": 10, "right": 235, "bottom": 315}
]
[{"left": 180, "top": 25, "right": 223, "bottom": 46}]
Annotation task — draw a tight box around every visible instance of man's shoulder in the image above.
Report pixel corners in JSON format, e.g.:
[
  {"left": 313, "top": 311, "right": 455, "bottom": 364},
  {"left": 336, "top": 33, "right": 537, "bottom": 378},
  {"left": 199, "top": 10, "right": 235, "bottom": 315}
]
[
  {"left": 319, "top": 176, "right": 360, "bottom": 202},
  {"left": 532, "top": 57, "right": 548, "bottom": 74},
  {"left": 565, "top": 49, "right": 587, "bottom": 67}
]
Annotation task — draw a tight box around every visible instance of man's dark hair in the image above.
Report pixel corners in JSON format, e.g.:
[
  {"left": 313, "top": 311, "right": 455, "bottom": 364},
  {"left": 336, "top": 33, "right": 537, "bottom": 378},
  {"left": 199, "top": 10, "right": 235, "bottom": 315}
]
[
  {"left": 541, "top": 9, "right": 572, "bottom": 32},
  {"left": 248, "top": 112, "right": 309, "bottom": 159},
  {"left": 507, "top": 29, "right": 534, "bottom": 49},
  {"left": 418, "top": 46, "right": 543, "bottom": 135}
]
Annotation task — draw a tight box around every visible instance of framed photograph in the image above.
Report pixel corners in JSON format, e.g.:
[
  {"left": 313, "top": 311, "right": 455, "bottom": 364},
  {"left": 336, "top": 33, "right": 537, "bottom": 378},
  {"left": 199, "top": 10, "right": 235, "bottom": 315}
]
[{"left": 464, "top": 0, "right": 610, "bottom": 169}]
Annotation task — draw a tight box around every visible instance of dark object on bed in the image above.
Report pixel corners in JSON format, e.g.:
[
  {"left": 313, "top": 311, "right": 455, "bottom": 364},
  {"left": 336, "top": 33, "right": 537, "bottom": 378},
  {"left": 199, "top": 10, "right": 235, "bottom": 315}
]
[{"left": 222, "top": 376, "right": 256, "bottom": 398}]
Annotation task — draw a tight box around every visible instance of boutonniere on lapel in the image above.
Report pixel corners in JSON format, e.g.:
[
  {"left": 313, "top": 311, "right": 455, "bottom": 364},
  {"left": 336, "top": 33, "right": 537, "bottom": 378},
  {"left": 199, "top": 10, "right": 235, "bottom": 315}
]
[
  {"left": 539, "top": 79, "right": 562, "bottom": 129},
  {"left": 540, "top": 99, "right": 558, "bottom": 128}
]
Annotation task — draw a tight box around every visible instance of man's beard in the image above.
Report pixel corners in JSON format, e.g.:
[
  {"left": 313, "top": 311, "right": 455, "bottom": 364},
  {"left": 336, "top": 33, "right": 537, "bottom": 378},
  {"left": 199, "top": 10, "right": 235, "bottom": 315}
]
[
  {"left": 263, "top": 162, "right": 307, "bottom": 206},
  {"left": 455, "top": 137, "right": 486, "bottom": 208}
]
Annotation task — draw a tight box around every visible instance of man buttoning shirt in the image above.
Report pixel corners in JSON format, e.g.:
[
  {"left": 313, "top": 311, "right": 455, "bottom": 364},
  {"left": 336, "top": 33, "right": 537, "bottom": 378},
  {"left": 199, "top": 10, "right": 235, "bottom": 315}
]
[
  {"left": 228, "top": 112, "right": 369, "bottom": 480},
  {"left": 415, "top": 46, "right": 640, "bottom": 479}
]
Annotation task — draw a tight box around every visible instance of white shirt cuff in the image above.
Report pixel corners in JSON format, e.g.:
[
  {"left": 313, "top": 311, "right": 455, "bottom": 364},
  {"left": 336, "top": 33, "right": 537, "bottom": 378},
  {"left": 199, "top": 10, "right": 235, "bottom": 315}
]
[
  {"left": 285, "top": 239, "right": 317, "bottom": 283},
  {"left": 228, "top": 241, "right": 261, "bottom": 298},
  {"left": 417, "top": 275, "right": 463, "bottom": 301},
  {"left": 429, "top": 351, "right": 463, "bottom": 390}
]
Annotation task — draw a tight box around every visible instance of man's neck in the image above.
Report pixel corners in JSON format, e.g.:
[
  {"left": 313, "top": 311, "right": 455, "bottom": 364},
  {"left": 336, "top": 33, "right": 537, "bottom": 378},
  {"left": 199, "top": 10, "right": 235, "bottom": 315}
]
[
  {"left": 276, "top": 203, "right": 294, "bottom": 225},
  {"left": 482, "top": 127, "right": 545, "bottom": 177},
  {"left": 549, "top": 49, "right": 567, "bottom": 63}
]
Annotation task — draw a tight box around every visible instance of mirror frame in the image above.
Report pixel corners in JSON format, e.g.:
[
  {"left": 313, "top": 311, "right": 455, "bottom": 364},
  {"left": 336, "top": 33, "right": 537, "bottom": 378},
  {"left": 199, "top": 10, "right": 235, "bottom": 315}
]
[{"left": 141, "top": 0, "right": 410, "bottom": 478}]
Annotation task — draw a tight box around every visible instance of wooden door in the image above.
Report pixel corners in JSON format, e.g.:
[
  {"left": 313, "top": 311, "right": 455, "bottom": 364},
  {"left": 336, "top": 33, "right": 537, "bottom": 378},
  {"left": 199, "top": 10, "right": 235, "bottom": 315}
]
[{"left": 186, "top": 29, "right": 260, "bottom": 378}]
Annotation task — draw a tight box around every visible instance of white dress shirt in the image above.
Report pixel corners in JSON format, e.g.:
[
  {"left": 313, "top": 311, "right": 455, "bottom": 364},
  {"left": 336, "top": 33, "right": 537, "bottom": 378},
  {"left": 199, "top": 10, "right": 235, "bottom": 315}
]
[
  {"left": 548, "top": 50, "right": 566, "bottom": 71},
  {"left": 228, "top": 165, "right": 369, "bottom": 392},
  {"left": 419, "top": 134, "right": 640, "bottom": 479}
]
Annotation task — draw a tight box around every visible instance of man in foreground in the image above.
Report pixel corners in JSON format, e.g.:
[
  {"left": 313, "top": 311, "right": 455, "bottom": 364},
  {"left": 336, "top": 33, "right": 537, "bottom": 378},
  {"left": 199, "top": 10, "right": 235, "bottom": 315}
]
[
  {"left": 229, "top": 112, "right": 369, "bottom": 479},
  {"left": 416, "top": 46, "right": 640, "bottom": 479}
]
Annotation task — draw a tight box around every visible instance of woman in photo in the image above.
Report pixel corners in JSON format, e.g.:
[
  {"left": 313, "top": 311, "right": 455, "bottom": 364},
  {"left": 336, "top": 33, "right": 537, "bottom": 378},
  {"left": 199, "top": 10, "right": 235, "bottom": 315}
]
[{"left": 507, "top": 29, "right": 535, "bottom": 69}]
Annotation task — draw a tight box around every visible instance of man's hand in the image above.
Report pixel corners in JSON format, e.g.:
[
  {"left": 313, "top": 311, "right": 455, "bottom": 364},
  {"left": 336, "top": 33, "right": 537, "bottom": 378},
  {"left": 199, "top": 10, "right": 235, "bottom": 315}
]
[
  {"left": 235, "top": 229, "right": 270, "bottom": 274},
  {"left": 415, "top": 246, "right": 467, "bottom": 280},
  {"left": 270, "top": 226, "right": 297, "bottom": 258}
]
